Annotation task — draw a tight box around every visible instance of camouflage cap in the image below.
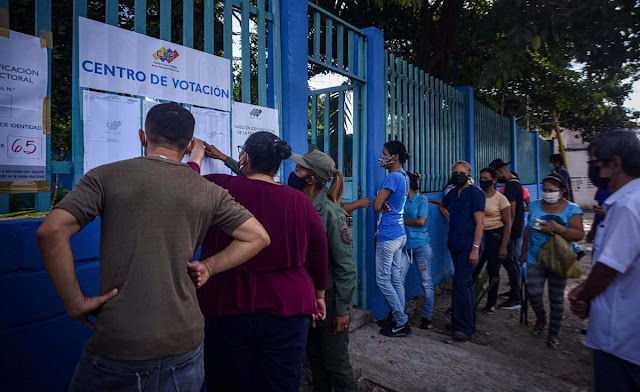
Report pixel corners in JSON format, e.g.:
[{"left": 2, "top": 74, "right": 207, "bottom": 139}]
[{"left": 289, "top": 149, "right": 336, "bottom": 181}]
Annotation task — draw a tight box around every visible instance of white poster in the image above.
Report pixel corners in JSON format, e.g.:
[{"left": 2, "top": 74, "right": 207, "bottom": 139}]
[
  {"left": 0, "top": 31, "right": 49, "bottom": 181},
  {"left": 82, "top": 91, "right": 142, "bottom": 173},
  {"left": 185, "top": 107, "right": 230, "bottom": 175},
  {"left": 231, "top": 102, "right": 279, "bottom": 161},
  {"left": 79, "top": 17, "right": 231, "bottom": 111}
]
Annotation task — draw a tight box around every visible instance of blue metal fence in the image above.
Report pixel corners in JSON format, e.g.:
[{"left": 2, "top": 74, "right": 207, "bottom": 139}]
[
  {"left": 473, "top": 101, "right": 512, "bottom": 179},
  {"left": 517, "top": 126, "right": 537, "bottom": 184}
]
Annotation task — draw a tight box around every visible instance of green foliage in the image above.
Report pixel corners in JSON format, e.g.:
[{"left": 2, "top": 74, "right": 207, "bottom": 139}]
[{"left": 474, "top": 268, "right": 499, "bottom": 309}]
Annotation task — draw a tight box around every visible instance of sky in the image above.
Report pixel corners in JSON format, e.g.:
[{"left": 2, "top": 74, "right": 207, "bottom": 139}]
[{"left": 625, "top": 80, "right": 640, "bottom": 114}]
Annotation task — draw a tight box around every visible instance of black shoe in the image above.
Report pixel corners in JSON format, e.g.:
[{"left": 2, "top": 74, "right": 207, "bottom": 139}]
[
  {"left": 498, "top": 291, "right": 511, "bottom": 299},
  {"left": 380, "top": 324, "right": 412, "bottom": 337},
  {"left": 498, "top": 299, "right": 522, "bottom": 310},
  {"left": 482, "top": 306, "right": 495, "bottom": 315},
  {"left": 376, "top": 312, "right": 394, "bottom": 328},
  {"left": 452, "top": 331, "right": 471, "bottom": 342},
  {"left": 445, "top": 323, "right": 452, "bottom": 331},
  {"left": 420, "top": 318, "right": 433, "bottom": 330}
]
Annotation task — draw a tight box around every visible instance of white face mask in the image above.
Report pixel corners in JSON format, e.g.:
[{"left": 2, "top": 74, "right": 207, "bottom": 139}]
[{"left": 542, "top": 191, "right": 561, "bottom": 204}]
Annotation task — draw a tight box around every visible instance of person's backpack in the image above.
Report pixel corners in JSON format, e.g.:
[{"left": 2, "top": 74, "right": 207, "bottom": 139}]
[{"left": 537, "top": 234, "right": 582, "bottom": 278}]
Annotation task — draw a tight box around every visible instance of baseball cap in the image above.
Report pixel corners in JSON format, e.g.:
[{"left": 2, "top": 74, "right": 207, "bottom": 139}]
[
  {"left": 489, "top": 159, "right": 511, "bottom": 170},
  {"left": 289, "top": 149, "right": 336, "bottom": 181}
]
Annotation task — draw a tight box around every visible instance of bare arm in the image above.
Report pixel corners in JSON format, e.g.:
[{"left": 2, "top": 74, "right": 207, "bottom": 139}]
[
  {"left": 373, "top": 188, "right": 392, "bottom": 212},
  {"left": 498, "top": 206, "right": 512, "bottom": 258},
  {"left": 519, "top": 228, "right": 530, "bottom": 262},
  {"left": 404, "top": 216, "right": 426, "bottom": 227},
  {"left": 187, "top": 138, "right": 206, "bottom": 168},
  {"left": 188, "top": 217, "right": 270, "bottom": 288},
  {"left": 343, "top": 198, "right": 371, "bottom": 215},
  {"left": 469, "top": 211, "right": 484, "bottom": 265},
  {"left": 37, "top": 209, "right": 118, "bottom": 328},
  {"left": 542, "top": 214, "right": 584, "bottom": 242}
]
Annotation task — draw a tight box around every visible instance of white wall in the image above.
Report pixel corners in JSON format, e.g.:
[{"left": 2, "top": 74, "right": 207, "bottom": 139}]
[{"left": 566, "top": 149, "right": 597, "bottom": 209}]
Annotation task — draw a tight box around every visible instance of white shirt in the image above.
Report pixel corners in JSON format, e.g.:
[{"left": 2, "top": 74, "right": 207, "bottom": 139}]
[{"left": 586, "top": 178, "right": 640, "bottom": 365}]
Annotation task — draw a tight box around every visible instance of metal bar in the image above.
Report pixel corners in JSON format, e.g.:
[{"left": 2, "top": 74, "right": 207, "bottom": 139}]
[
  {"left": 72, "top": 0, "right": 88, "bottom": 185},
  {"left": 204, "top": 0, "right": 214, "bottom": 53},
  {"left": 272, "top": 0, "right": 282, "bottom": 137},
  {"left": 106, "top": 0, "right": 119, "bottom": 25},
  {"left": 311, "top": 95, "right": 317, "bottom": 145},
  {"left": 325, "top": 18, "right": 333, "bottom": 66},
  {"left": 308, "top": 84, "right": 355, "bottom": 96},
  {"left": 134, "top": 0, "right": 146, "bottom": 34},
  {"left": 420, "top": 70, "right": 426, "bottom": 176},
  {"left": 347, "top": 30, "right": 354, "bottom": 75},
  {"left": 402, "top": 61, "right": 408, "bottom": 152},
  {"left": 257, "top": 0, "right": 266, "bottom": 106},
  {"left": 183, "top": 0, "right": 194, "bottom": 47},
  {"left": 407, "top": 63, "right": 414, "bottom": 172},
  {"left": 307, "top": 57, "right": 365, "bottom": 82},
  {"left": 223, "top": 0, "right": 233, "bottom": 59},
  {"left": 388, "top": 53, "right": 395, "bottom": 140},
  {"left": 160, "top": 0, "right": 171, "bottom": 41},
  {"left": 324, "top": 92, "right": 330, "bottom": 154},
  {"left": 232, "top": 0, "right": 274, "bottom": 20},
  {"left": 241, "top": 0, "right": 250, "bottom": 103},
  {"left": 337, "top": 24, "right": 344, "bottom": 69},
  {"left": 395, "top": 58, "right": 401, "bottom": 141},
  {"left": 414, "top": 67, "right": 420, "bottom": 175},
  {"left": 307, "top": 2, "right": 365, "bottom": 36},
  {"left": 338, "top": 91, "right": 344, "bottom": 172},
  {"left": 313, "top": 11, "right": 320, "bottom": 59}
]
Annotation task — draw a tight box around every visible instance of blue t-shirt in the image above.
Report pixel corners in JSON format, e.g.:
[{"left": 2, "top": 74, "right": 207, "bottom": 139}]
[
  {"left": 526, "top": 200, "right": 583, "bottom": 265},
  {"left": 403, "top": 193, "right": 430, "bottom": 250},
  {"left": 377, "top": 170, "right": 409, "bottom": 242},
  {"left": 442, "top": 185, "right": 485, "bottom": 253}
]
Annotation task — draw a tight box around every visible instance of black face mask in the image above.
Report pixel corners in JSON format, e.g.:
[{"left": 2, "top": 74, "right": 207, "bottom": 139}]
[
  {"left": 287, "top": 172, "right": 309, "bottom": 191},
  {"left": 450, "top": 173, "right": 468, "bottom": 188},
  {"left": 480, "top": 180, "right": 494, "bottom": 190},
  {"left": 588, "top": 164, "right": 610, "bottom": 190}
]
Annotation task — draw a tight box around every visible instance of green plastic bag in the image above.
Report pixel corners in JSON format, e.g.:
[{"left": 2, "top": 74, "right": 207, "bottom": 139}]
[{"left": 537, "top": 234, "right": 583, "bottom": 279}]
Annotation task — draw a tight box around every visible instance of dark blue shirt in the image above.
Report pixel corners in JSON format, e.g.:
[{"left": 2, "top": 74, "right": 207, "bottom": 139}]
[
  {"left": 442, "top": 185, "right": 485, "bottom": 253},
  {"left": 594, "top": 188, "right": 612, "bottom": 226}
]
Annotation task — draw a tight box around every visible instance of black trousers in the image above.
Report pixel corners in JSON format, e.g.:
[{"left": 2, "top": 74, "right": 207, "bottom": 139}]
[
  {"left": 204, "top": 313, "right": 310, "bottom": 392},
  {"left": 473, "top": 228, "right": 503, "bottom": 308}
]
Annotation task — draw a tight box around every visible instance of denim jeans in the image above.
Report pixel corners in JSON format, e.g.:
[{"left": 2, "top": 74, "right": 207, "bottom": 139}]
[
  {"left": 204, "top": 313, "right": 310, "bottom": 392},
  {"left": 69, "top": 343, "right": 204, "bottom": 392},
  {"left": 375, "top": 235, "right": 408, "bottom": 325},
  {"left": 401, "top": 244, "right": 434, "bottom": 320},
  {"left": 451, "top": 251, "right": 476, "bottom": 336}
]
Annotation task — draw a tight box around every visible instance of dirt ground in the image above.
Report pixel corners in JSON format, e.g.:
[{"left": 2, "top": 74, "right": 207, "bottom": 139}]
[{"left": 404, "top": 213, "right": 595, "bottom": 390}]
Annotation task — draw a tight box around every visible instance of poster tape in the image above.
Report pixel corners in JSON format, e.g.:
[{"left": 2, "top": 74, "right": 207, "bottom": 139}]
[
  {"left": 39, "top": 30, "right": 52, "bottom": 49},
  {"left": 42, "top": 96, "right": 51, "bottom": 134},
  {"left": 0, "top": 8, "right": 9, "bottom": 38}
]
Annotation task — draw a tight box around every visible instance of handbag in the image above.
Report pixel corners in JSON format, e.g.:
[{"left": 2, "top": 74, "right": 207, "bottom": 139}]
[{"left": 537, "top": 234, "right": 583, "bottom": 278}]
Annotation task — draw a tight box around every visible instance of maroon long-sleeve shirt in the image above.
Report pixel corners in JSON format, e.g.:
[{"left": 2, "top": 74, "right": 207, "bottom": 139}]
[{"left": 189, "top": 165, "right": 328, "bottom": 319}]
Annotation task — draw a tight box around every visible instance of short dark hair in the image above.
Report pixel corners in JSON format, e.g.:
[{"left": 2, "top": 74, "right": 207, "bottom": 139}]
[
  {"left": 408, "top": 171, "right": 421, "bottom": 191},
  {"left": 480, "top": 167, "right": 497, "bottom": 179},
  {"left": 383, "top": 140, "right": 410, "bottom": 164},
  {"left": 145, "top": 103, "right": 195, "bottom": 150},
  {"left": 550, "top": 154, "right": 565, "bottom": 165},
  {"left": 245, "top": 131, "right": 292, "bottom": 176},
  {"left": 589, "top": 129, "right": 640, "bottom": 177}
]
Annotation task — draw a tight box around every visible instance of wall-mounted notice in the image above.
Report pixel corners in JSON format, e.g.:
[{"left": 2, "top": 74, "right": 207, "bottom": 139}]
[
  {"left": 83, "top": 91, "right": 141, "bottom": 173},
  {"left": 79, "top": 17, "right": 231, "bottom": 111},
  {"left": 231, "top": 102, "right": 279, "bottom": 162},
  {"left": 0, "top": 31, "right": 49, "bottom": 182},
  {"left": 188, "top": 107, "right": 231, "bottom": 175}
]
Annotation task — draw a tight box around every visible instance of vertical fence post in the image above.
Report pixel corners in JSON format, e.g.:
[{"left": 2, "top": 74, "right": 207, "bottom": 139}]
[
  {"left": 534, "top": 131, "right": 540, "bottom": 199},
  {"left": 362, "top": 26, "right": 386, "bottom": 318},
  {"left": 458, "top": 86, "right": 475, "bottom": 171},
  {"left": 0, "top": 1, "right": 8, "bottom": 212},
  {"left": 279, "top": 0, "right": 308, "bottom": 176},
  {"left": 509, "top": 116, "right": 518, "bottom": 173}
]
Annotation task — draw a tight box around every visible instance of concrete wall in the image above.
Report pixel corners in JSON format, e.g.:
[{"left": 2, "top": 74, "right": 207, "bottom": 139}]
[{"left": 0, "top": 218, "right": 101, "bottom": 391}]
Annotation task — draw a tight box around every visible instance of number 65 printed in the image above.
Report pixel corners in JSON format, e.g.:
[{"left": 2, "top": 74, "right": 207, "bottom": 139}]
[{"left": 8, "top": 136, "right": 43, "bottom": 159}]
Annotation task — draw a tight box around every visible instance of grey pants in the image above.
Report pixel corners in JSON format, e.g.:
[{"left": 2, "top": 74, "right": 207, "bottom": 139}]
[{"left": 526, "top": 263, "right": 566, "bottom": 336}]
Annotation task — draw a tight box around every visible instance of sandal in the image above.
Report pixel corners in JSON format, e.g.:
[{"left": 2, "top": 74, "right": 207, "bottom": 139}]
[
  {"left": 547, "top": 335, "right": 560, "bottom": 348},
  {"left": 531, "top": 320, "right": 546, "bottom": 336}
]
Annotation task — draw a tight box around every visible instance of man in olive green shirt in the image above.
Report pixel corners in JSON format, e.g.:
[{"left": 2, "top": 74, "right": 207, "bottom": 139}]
[{"left": 287, "top": 149, "right": 357, "bottom": 392}]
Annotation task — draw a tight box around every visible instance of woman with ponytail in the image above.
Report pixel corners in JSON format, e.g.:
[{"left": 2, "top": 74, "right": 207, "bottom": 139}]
[
  {"left": 287, "top": 148, "right": 357, "bottom": 391},
  {"left": 188, "top": 132, "right": 329, "bottom": 392}
]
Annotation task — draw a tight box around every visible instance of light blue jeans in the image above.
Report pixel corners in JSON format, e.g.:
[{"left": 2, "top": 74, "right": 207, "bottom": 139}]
[
  {"left": 401, "top": 244, "right": 434, "bottom": 320},
  {"left": 375, "top": 235, "right": 408, "bottom": 326}
]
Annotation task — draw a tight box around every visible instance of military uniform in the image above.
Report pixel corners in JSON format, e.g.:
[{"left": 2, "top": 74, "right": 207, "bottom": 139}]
[{"left": 306, "top": 188, "right": 357, "bottom": 392}]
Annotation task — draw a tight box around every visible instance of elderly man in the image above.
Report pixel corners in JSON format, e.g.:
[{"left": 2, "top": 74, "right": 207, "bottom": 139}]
[{"left": 569, "top": 129, "right": 640, "bottom": 391}]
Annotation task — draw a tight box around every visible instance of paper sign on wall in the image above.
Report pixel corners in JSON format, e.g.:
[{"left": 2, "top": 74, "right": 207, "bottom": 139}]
[
  {"left": 82, "top": 91, "right": 141, "bottom": 173},
  {"left": 78, "top": 17, "right": 231, "bottom": 111},
  {"left": 0, "top": 31, "right": 49, "bottom": 182},
  {"left": 184, "top": 107, "right": 230, "bottom": 175},
  {"left": 231, "top": 102, "right": 279, "bottom": 161}
]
